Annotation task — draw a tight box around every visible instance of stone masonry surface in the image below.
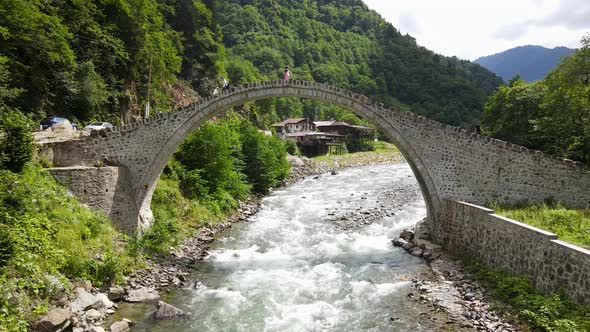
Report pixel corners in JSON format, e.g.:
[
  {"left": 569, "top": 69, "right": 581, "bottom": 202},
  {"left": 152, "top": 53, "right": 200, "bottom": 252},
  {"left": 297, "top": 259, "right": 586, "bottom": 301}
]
[
  {"left": 48, "top": 167, "right": 139, "bottom": 234},
  {"left": 439, "top": 199, "right": 590, "bottom": 306},
  {"left": 47, "top": 80, "right": 590, "bottom": 237}
]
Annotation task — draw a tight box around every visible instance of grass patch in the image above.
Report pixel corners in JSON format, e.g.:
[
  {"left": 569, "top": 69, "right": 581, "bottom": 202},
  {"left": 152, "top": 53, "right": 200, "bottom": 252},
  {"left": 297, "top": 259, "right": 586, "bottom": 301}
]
[
  {"left": 0, "top": 165, "right": 133, "bottom": 331},
  {"left": 139, "top": 176, "right": 218, "bottom": 254},
  {"left": 312, "top": 141, "right": 400, "bottom": 165},
  {"left": 492, "top": 201, "right": 590, "bottom": 249},
  {"left": 373, "top": 140, "right": 400, "bottom": 153},
  {"left": 464, "top": 259, "right": 590, "bottom": 332}
]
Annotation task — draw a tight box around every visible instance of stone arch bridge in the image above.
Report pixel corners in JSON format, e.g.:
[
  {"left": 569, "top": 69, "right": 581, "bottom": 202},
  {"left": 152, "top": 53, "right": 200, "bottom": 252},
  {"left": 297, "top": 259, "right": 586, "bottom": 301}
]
[{"left": 48, "top": 80, "right": 590, "bottom": 238}]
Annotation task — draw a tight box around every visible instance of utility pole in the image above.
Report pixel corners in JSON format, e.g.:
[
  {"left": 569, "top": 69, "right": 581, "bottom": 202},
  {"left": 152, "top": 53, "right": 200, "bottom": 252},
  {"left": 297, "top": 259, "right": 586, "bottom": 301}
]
[{"left": 145, "top": 55, "right": 152, "bottom": 119}]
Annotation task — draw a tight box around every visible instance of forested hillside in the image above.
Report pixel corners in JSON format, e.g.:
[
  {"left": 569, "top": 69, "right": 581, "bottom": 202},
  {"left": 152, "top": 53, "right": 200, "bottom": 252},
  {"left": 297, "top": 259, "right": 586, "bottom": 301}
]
[
  {"left": 219, "top": 0, "right": 503, "bottom": 127},
  {"left": 475, "top": 45, "right": 575, "bottom": 82},
  {"left": 0, "top": 0, "right": 502, "bottom": 128}
]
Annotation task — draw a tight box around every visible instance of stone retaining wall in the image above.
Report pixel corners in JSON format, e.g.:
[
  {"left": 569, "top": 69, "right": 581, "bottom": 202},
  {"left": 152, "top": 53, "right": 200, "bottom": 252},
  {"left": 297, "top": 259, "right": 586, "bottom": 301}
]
[
  {"left": 48, "top": 167, "right": 141, "bottom": 234},
  {"left": 439, "top": 199, "right": 590, "bottom": 305}
]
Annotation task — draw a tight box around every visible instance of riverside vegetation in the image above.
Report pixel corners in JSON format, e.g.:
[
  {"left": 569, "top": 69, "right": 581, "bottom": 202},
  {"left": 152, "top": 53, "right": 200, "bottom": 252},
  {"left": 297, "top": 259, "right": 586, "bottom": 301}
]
[
  {"left": 464, "top": 260, "right": 590, "bottom": 332},
  {"left": 0, "top": 112, "right": 289, "bottom": 331}
]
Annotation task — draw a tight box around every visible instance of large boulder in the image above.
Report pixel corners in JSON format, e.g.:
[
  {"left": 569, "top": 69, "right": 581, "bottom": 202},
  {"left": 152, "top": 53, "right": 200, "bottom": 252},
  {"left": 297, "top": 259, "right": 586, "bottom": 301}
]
[
  {"left": 34, "top": 308, "right": 71, "bottom": 332},
  {"left": 70, "top": 288, "right": 101, "bottom": 313},
  {"left": 125, "top": 287, "right": 160, "bottom": 303},
  {"left": 154, "top": 301, "right": 190, "bottom": 320},
  {"left": 107, "top": 287, "right": 125, "bottom": 301},
  {"left": 399, "top": 229, "right": 415, "bottom": 241},
  {"left": 110, "top": 320, "right": 130, "bottom": 332},
  {"left": 95, "top": 293, "right": 114, "bottom": 309},
  {"left": 391, "top": 238, "right": 407, "bottom": 247}
]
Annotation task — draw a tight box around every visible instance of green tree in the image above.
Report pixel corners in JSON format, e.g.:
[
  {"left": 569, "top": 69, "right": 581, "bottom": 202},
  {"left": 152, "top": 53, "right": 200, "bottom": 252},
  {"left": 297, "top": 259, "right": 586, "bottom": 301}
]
[
  {"left": 0, "top": 0, "right": 75, "bottom": 116},
  {"left": 537, "top": 36, "right": 590, "bottom": 163},
  {"left": 239, "top": 121, "right": 289, "bottom": 193},
  {"left": 175, "top": 119, "right": 250, "bottom": 211},
  {"left": 482, "top": 76, "right": 546, "bottom": 148},
  {"left": 0, "top": 109, "right": 34, "bottom": 173}
]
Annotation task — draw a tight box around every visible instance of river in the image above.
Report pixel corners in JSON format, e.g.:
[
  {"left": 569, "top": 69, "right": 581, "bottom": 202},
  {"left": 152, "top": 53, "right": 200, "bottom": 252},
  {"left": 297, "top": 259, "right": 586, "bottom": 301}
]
[{"left": 119, "top": 163, "right": 455, "bottom": 331}]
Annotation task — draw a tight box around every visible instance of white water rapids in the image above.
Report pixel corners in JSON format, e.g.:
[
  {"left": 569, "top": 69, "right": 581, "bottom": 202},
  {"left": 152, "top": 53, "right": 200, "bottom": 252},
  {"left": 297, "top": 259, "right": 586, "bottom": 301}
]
[{"left": 123, "top": 163, "right": 451, "bottom": 331}]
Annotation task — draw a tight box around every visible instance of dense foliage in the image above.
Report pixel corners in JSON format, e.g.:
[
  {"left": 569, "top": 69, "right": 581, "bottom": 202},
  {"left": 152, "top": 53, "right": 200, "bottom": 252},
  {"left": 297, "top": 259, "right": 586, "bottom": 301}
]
[
  {"left": 482, "top": 36, "right": 590, "bottom": 164},
  {"left": 0, "top": 109, "right": 34, "bottom": 173},
  {"left": 0, "top": 0, "right": 224, "bottom": 123},
  {"left": 0, "top": 166, "right": 131, "bottom": 331},
  {"left": 141, "top": 114, "right": 289, "bottom": 252},
  {"left": 475, "top": 45, "right": 575, "bottom": 82},
  {"left": 174, "top": 114, "right": 289, "bottom": 208},
  {"left": 465, "top": 260, "right": 590, "bottom": 332}
]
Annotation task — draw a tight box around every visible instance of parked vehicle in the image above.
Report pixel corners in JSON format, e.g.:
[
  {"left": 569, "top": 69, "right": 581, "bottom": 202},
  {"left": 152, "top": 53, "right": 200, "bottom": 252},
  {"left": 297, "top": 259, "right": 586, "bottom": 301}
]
[
  {"left": 40, "top": 117, "right": 78, "bottom": 130},
  {"left": 84, "top": 122, "right": 114, "bottom": 131}
]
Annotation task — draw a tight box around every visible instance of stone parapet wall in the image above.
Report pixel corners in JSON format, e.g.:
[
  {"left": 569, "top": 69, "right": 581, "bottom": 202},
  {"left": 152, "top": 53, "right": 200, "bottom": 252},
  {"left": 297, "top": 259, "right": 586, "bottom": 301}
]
[
  {"left": 47, "top": 167, "right": 140, "bottom": 234},
  {"left": 438, "top": 199, "right": 590, "bottom": 305}
]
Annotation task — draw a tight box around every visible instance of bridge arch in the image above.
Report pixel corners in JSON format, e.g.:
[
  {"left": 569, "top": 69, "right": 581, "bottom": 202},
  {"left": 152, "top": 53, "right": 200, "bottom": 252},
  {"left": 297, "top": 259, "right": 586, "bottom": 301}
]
[
  {"left": 144, "top": 80, "right": 440, "bottom": 229},
  {"left": 81, "top": 80, "right": 590, "bottom": 236}
]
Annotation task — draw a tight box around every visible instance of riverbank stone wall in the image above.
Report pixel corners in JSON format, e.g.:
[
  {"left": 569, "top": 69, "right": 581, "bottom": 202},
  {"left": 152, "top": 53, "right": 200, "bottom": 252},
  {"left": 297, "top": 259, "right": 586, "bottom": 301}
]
[{"left": 439, "top": 199, "right": 590, "bottom": 306}]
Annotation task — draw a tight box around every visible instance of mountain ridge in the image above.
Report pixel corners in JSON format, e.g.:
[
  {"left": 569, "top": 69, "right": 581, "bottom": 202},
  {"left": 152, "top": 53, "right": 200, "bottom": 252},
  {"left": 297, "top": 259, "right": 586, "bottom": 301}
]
[{"left": 474, "top": 45, "right": 575, "bottom": 82}]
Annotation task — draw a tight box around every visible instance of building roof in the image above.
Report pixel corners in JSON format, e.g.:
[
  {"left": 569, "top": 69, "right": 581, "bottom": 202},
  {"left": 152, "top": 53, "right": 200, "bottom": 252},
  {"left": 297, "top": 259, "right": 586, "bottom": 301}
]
[
  {"left": 285, "top": 132, "right": 343, "bottom": 138},
  {"left": 271, "top": 118, "right": 308, "bottom": 127},
  {"left": 313, "top": 121, "right": 334, "bottom": 127},
  {"left": 313, "top": 121, "right": 374, "bottom": 131}
]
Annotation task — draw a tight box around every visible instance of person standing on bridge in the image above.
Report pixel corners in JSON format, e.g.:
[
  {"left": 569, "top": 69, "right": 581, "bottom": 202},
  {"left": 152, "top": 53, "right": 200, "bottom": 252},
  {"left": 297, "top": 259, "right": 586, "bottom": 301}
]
[
  {"left": 222, "top": 77, "right": 229, "bottom": 90},
  {"left": 284, "top": 66, "right": 290, "bottom": 81}
]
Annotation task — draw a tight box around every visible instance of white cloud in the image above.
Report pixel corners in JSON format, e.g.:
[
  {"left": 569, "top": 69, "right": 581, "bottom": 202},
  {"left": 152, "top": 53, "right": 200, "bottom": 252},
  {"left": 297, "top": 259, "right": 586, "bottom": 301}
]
[
  {"left": 494, "top": 23, "right": 531, "bottom": 41},
  {"left": 398, "top": 13, "right": 421, "bottom": 34},
  {"left": 362, "top": 0, "right": 588, "bottom": 60}
]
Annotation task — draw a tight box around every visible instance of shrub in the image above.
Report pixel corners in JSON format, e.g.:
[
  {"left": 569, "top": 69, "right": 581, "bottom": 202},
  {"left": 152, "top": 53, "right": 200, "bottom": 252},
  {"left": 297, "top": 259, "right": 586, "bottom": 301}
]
[
  {"left": 284, "top": 139, "right": 299, "bottom": 155},
  {"left": 239, "top": 121, "right": 290, "bottom": 193},
  {"left": 465, "top": 260, "right": 590, "bottom": 331},
  {"left": 0, "top": 109, "right": 35, "bottom": 173}
]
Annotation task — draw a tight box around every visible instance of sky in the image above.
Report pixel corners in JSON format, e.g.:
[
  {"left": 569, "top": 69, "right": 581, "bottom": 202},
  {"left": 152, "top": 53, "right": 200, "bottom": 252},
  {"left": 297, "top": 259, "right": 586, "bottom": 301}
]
[{"left": 362, "top": 0, "right": 590, "bottom": 60}]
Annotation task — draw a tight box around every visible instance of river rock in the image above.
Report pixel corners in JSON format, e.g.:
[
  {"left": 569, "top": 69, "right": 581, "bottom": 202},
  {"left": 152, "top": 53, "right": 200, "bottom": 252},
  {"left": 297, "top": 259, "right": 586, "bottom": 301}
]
[
  {"left": 108, "top": 287, "right": 125, "bottom": 301},
  {"left": 409, "top": 247, "right": 423, "bottom": 257},
  {"left": 154, "top": 301, "right": 190, "bottom": 320},
  {"left": 110, "top": 320, "right": 130, "bottom": 332},
  {"left": 84, "top": 309, "right": 103, "bottom": 322},
  {"left": 34, "top": 308, "right": 71, "bottom": 332},
  {"left": 402, "top": 241, "right": 415, "bottom": 251},
  {"left": 464, "top": 292, "right": 477, "bottom": 301},
  {"left": 391, "top": 238, "right": 407, "bottom": 247},
  {"left": 95, "top": 293, "right": 114, "bottom": 309},
  {"left": 87, "top": 326, "right": 105, "bottom": 332},
  {"left": 126, "top": 287, "right": 160, "bottom": 303},
  {"left": 70, "top": 288, "right": 101, "bottom": 313},
  {"left": 399, "top": 229, "right": 415, "bottom": 241}
]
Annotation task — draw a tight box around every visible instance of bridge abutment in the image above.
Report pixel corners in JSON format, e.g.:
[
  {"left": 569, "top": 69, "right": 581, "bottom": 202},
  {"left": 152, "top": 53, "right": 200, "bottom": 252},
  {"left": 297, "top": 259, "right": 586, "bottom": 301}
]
[{"left": 48, "top": 166, "right": 143, "bottom": 235}]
